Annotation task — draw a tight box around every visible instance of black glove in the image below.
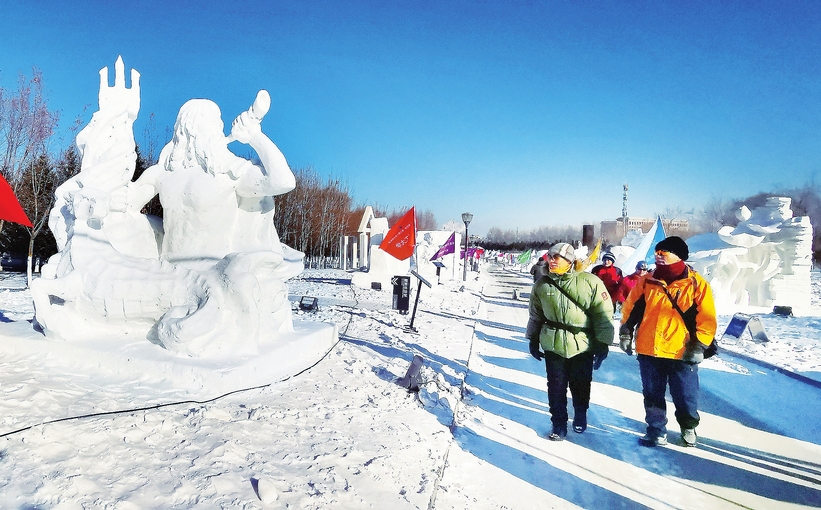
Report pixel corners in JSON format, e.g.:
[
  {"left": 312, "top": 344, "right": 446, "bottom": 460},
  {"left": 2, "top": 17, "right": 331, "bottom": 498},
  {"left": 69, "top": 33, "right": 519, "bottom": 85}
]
[
  {"left": 592, "top": 341, "right": 609, "bottom": 370},
  {"left": 683, "top": 342, "right": 705, "bottom": 364},
  {"left": 529, "top": 338, "right": 544, "bottom": 361},
  {"left": 619, "top": 324, "right": 633, "bottom": 356}
]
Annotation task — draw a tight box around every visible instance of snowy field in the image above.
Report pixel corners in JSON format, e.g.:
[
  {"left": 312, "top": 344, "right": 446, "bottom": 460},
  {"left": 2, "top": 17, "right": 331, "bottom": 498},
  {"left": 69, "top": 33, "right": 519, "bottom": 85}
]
[{"left": 0, "top": 265, "right": 819, "bottom": 508}]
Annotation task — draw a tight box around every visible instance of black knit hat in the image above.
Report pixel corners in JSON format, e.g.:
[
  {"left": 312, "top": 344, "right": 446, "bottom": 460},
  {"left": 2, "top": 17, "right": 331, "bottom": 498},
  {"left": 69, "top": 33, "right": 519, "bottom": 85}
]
[{"left": 655, "top": 236, "right": 689, "bottom": 261}]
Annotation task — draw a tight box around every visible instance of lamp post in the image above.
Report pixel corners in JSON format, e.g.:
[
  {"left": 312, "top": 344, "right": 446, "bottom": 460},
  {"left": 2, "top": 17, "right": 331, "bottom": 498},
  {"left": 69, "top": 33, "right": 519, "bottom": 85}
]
[{"left": 461, "top": 212, "right": 473, "bottom": 281}]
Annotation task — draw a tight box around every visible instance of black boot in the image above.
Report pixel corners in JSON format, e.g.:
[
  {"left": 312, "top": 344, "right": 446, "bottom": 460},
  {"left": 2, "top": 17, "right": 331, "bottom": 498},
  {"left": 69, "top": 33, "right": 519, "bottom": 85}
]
[
  {"left": 573, "top": 410, "right": 587, "bottom": 433},
  {"left": 549, "top": 424, "right": 567, "bottom": 441}
]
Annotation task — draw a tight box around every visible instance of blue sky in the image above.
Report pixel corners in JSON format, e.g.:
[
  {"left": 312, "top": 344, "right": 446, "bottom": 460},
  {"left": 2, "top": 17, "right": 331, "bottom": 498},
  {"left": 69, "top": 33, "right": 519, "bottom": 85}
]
[{"left": 1, "top": 1, "right": 819, "bottom": 236}]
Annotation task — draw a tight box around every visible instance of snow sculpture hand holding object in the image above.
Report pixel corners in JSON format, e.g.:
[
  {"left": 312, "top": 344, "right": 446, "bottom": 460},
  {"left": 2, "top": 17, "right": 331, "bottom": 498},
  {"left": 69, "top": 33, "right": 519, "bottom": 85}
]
[{"left": 32, "top": 57, "right": 304, "bottom": 358}]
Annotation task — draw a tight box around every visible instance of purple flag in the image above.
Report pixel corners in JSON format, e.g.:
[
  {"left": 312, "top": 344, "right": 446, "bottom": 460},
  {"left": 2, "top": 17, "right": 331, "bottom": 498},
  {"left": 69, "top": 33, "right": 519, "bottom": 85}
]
[
  {"left": 430, "top": 232, "right": 456, "bottom": 261},
  {"left": 461, "top": 247, "right": 483, "bottom": 259}
]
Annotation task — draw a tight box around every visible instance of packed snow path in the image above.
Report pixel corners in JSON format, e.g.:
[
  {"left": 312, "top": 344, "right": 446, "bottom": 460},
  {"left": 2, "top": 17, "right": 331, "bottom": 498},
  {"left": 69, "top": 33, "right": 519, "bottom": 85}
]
[
  {"left": 0, "top": 267, "right": 819, "bottom": 508},
  {"left": 437, "top": 263, "right": 821, "bottom": 509}
]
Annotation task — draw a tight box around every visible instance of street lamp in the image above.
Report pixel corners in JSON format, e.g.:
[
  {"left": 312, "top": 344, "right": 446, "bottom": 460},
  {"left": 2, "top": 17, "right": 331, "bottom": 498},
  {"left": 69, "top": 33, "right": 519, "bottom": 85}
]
[{"left": 461, "top": 212, "right": 473, "bottom": 281}]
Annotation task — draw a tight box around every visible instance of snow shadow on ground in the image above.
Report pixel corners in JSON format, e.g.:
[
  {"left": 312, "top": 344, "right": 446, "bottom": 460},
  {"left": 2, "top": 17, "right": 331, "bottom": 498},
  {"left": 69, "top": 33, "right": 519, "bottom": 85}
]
[
  {"left": 452, "top": 426, "right": 649, "bottom": 509},
  {"left": 424, "top": 310, "right": 527, "bottom": 335},
  {"left": 343, "top": 334, "right": 467, "bottom": 391},
  {"left": 481, "top": 297, "right": 529, "bottom": 310},
  {"left": 446, "top": 311, "right": 821, "bottom": 507}
]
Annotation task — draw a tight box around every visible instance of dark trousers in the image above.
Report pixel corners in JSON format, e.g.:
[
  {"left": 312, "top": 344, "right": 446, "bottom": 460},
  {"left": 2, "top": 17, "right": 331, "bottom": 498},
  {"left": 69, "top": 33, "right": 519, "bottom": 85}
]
[
  {"left": 638, "top": 354, "right": 700, "bottom": 437},
  {"left": 543, "top": 351, "right": 594, "bottom": 430}
]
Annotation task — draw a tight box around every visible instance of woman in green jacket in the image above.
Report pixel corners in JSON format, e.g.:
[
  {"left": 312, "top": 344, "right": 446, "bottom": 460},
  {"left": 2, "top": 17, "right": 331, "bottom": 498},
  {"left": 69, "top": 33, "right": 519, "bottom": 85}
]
[{"left": 526, "top": 242, "right": 615, "bottom": 441}]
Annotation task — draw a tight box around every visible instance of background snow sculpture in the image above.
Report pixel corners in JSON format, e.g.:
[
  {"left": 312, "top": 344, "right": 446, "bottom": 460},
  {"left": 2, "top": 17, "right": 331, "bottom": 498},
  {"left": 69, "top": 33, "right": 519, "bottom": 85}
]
[
  {"left": 32, "top": 57, "right": 304, "bottom": 357},
  {"left": 415, "top": 231, "right": 460, "bottom": 283},
  {"left": 688, "top": 197, "right": 813, "bottom": 311},
  {"left": 351, "top": 215, "right": 410, "bottom": 289}
]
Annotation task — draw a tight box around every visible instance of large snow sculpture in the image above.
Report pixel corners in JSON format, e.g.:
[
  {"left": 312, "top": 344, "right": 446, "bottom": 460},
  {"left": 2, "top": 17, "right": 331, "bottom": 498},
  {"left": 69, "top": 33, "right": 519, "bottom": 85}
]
[
  {"left": 688, "top": 197, "right": 813, "bottom": 311},
  {"left": 32, "top": 57, "right": 305, "bottom": 357}
]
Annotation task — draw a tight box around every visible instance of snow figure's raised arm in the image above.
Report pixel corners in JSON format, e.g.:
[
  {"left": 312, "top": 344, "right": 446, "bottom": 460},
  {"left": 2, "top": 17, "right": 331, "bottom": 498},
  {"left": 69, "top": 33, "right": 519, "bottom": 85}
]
[
  {"left": 228, "top": 91, "right": 296, "bottom": 197},
  {"left": 74, "top": 56, "right": 141, "bottom": 192}
]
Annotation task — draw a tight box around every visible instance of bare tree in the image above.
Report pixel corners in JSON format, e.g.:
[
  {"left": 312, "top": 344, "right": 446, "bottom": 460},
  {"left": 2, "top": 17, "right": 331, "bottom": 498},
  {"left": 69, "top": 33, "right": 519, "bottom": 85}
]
[
  {"left": 0, "top": 68, "right": 59, "bottom": 235},
  {"left": 692, "top": 196, "right": 731, "bottom": 234},
  {"left": 386, "top": 207, "right": 437, "bottom": 231},
  {"left": 16, "top": 150, "right": 78, "bottom": 285}
]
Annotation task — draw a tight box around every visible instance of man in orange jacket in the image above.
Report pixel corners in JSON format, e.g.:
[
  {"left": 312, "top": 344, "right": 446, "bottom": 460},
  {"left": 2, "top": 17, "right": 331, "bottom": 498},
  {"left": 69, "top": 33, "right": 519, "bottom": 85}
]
[{"left": 619, "top": 236, "right": 717, "bottom": 447}]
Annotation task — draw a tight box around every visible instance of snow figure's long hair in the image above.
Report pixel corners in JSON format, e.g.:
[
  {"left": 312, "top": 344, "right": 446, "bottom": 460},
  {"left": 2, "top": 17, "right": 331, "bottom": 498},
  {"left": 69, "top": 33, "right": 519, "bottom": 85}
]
[{"left": 160, "top": 99, "right": 239, "bottom": 178}]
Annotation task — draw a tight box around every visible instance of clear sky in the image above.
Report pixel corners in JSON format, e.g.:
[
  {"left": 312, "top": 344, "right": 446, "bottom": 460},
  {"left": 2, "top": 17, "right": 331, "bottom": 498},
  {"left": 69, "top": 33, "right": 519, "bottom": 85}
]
[{"left": 1, "top": 1, "right": 819, "bottom": 236}]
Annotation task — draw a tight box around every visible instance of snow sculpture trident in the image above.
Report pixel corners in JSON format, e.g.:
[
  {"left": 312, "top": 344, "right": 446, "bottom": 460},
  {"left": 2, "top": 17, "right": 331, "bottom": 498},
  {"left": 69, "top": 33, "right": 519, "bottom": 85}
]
[{"left": 32, "top": 57, "right": 304, "bottom": 358}]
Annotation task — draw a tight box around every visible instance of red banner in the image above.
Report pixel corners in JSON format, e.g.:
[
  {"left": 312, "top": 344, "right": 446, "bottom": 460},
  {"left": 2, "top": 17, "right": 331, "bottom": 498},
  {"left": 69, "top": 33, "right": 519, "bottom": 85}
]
[
  {"left": 380, "top": 207, "right": 416, "bottom": 260},
  {"left": 0, "top": 174, "right": 32, "bottom": 227}
]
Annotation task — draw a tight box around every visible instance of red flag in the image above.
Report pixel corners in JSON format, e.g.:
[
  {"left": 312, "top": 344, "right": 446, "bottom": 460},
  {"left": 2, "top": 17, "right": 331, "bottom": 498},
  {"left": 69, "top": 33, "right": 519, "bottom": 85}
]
[
  {"left": 380, "top": 207, "right": 416, "bottom": 260},
  {"left": 0, "top": 174, "right": 32, "bottom": 227}
]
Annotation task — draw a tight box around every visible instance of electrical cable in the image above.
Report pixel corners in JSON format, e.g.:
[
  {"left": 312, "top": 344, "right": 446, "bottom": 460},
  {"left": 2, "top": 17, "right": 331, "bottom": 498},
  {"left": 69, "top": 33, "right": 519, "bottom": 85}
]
[{"left": 0, "top": 273, "right": 361, "bottom": 440}]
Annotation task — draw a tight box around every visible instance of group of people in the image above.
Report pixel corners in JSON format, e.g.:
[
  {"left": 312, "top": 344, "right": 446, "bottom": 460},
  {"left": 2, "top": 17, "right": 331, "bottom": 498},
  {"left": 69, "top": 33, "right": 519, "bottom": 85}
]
[
  {"left": 591, "top": 252, "right": 650, "bottom": 308},
  {"left": 526, "top": 236, "right": 717, "bottom": 447}
]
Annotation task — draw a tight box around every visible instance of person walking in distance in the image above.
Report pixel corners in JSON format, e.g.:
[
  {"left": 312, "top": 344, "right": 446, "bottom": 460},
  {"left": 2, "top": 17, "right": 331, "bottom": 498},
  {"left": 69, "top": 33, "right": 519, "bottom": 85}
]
[
  {"left": 530, "top": 254, "right": 549, "bottom": 282},
  {"left": 619, "top": 236, "right": 717, "bottom": 447},
  {"left": 615, "top": 260, "right": 649, "bottom": 304},
  {"left": 592, "top": 252, "right": 623, "bottom": 307},
  {"left": 526, "top": 243, "right": 615, "bottom": 441}
]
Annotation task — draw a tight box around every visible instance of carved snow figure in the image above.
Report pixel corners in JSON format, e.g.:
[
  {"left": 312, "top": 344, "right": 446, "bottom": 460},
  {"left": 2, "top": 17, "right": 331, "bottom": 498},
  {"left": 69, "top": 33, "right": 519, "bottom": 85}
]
[
  {"left": 687, "top": 197, "right": 813, "bottom": 312},
  {"left": 32, "top": 57, "right": 304, "bottom": 357},
  {"left": 351, "top": 209, "right": 410, "bottom": 290}
]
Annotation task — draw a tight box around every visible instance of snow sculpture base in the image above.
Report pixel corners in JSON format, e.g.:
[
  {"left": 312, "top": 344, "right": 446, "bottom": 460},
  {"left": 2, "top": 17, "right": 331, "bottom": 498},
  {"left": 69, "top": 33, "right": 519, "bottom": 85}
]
[{"left": 1, "top": 320, "right": 337, "bottom": 396}]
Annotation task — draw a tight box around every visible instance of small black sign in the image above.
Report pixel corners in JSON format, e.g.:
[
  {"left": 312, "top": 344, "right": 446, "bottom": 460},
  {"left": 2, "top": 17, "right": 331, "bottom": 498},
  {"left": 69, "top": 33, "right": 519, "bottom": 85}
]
[{"left": 392, "top": 275, "right": 411, "bottom": 314}]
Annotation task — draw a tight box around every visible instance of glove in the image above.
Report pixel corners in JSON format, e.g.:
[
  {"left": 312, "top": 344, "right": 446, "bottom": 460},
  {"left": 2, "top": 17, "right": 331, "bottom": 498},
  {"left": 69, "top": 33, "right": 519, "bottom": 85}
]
[
  {"left": 592, "top": 342, "right": 609, "bottom": 370},
  {"left": 529, "top": 338, "right": 544, "bottom": 361},
  {"left": 619, "top": 324, "right": 633, "bottom": 356},
  {"left": 683, "top": 343, "right": 704, "bottom": 364}
]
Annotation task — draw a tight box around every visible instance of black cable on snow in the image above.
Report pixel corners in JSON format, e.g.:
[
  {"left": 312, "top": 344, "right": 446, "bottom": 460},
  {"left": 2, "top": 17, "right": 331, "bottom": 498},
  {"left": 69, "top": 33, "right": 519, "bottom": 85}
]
[{"left": 0, "top": 274, "right": 361, "bottom": 440}]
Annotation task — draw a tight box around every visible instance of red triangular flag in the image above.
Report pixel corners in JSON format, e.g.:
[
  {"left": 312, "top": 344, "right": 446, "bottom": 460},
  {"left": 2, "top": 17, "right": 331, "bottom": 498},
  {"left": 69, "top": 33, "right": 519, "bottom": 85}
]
[
  {"left": 380, "top": 207, "right": 416, "bottom": 260},
  {"left": 0, "top": 174, "right": 32, "bottom": 227}
]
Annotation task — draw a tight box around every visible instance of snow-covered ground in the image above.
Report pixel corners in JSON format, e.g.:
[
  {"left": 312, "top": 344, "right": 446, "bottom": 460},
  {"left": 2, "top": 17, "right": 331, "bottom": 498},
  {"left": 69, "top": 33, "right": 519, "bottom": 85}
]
[{"left": 0, "top": 265, "right": 819, "bottom": 508}]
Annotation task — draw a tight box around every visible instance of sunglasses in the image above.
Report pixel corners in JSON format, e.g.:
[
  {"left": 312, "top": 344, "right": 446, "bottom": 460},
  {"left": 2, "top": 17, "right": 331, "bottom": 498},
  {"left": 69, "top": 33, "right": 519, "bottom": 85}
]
[{"left": 655, "top": 250, "right": 670, "bottom": 256}]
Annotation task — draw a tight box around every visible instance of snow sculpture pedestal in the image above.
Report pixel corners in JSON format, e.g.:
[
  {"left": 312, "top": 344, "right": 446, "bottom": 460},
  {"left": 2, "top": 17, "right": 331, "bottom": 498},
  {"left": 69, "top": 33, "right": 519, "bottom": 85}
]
[{"left": 29, "top": 57, "right": 336, "bottom": 386}]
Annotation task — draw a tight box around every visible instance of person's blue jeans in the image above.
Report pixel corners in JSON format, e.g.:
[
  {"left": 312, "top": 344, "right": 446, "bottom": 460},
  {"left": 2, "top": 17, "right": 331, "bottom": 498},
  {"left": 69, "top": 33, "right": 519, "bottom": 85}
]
[{"left": 638, "top": 354, "right": 700, "bottom": 438}]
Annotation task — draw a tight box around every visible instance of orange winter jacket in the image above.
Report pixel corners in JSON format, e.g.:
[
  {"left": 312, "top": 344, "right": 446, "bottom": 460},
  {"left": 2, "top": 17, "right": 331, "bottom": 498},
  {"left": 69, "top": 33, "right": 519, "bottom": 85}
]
[{"left": 620, "top": 267, "right": 717, "bottom": 359}]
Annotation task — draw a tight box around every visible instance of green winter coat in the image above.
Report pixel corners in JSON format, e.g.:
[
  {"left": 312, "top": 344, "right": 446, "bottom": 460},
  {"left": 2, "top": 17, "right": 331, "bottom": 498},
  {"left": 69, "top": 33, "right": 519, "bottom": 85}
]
[{"left": 526, "top": 270, "right": 615, "bottom": 358}]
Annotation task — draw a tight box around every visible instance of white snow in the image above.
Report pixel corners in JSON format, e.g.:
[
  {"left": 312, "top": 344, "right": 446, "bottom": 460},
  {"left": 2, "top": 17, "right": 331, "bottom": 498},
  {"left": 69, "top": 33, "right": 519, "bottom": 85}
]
[{"left": 0, "top": 265, "right": 819, "bottom": 508}]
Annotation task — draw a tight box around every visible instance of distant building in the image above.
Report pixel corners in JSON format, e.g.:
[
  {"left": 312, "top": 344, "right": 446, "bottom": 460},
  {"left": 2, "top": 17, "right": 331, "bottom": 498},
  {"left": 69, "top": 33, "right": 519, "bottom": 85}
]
[{"left": 601, "top": 217, "right": 689, "bottom": 245}]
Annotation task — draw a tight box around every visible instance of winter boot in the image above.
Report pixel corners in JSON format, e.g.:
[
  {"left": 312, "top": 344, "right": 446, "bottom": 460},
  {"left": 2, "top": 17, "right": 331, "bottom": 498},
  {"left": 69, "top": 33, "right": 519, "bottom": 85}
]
[
  {"left": 572, "top": 411, "right": 587, "bottom": 434},
  {"left": 548, "top": 425, "right": 567, "bottom": 441},
  {"left": 681, "top": 428, "right": 697, "bottom": 446},
  {"left": 638, "top": 433, "right": 667, "bottom": 447}
]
